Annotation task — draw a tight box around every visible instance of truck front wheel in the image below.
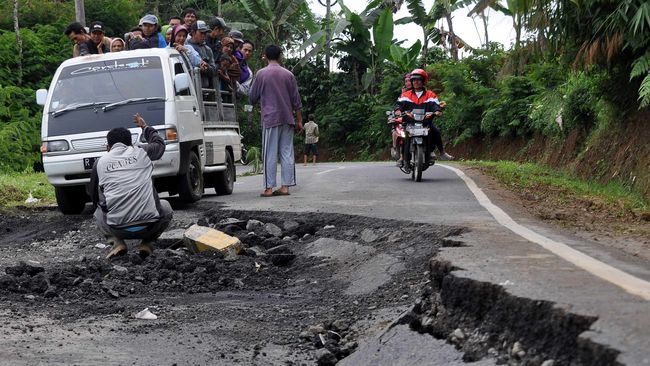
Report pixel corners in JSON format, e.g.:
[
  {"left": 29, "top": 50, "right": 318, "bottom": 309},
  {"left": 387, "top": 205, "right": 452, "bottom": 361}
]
[
  {"left": 178, "top": 151, "right": 203, "bottom": 203},
  {"left": 55, "top": 186, "right": 87, "bottom": 215}
]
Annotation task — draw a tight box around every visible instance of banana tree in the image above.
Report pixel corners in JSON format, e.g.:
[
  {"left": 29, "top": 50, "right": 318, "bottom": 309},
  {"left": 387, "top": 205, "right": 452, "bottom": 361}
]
[
  {"left": 296, "top": 0, "right": 397, "bottom": 92},
  {"left": 389, "top": 40, "right": 422, "bottom": 72},
  {"left": 235, "top": 0, "right": 310, "bottom": 44},
  {"left": 404, "top": 0, "right": 472, "bottom": 61}
]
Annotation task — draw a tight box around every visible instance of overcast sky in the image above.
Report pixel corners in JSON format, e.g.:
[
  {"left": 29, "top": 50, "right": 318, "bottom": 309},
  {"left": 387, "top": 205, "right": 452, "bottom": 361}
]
[{"left": 308, "top": 0, "right": 516, "bottom": 55}]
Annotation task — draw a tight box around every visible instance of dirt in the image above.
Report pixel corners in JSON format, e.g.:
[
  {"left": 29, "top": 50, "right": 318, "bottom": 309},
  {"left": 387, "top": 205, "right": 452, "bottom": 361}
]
[
  {"left": 459, "top": 165, "right": 650, "bottom": 262},
  {"left": 450, "top": 110, "right": 650, "bottom": 202},
  {"left": 0, "top": 203, "right": 456, "bottom": 365}
]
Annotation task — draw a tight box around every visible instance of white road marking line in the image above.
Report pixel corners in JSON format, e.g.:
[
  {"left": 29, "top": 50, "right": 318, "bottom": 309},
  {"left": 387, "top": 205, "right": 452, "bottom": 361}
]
[
  {"left": 316, "top": 166, "right": 346, "bottom": 175},
  {"left": 439, "top": 164, "right": 650, "bottom": 301}
]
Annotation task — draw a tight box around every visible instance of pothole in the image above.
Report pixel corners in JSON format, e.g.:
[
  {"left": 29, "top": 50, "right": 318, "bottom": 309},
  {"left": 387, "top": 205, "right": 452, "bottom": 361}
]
[{"left": 0, "top": 208, "right": 456, "bottom": 365}]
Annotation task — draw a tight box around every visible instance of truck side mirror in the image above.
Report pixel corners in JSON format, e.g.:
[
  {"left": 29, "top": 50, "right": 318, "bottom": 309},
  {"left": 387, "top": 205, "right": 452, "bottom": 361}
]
[
  {"left": 36, "top": 89, "right": 48, "bottom": 106},
  {"left": 174, "top": 73, "right": 191, "bottom": 94}
]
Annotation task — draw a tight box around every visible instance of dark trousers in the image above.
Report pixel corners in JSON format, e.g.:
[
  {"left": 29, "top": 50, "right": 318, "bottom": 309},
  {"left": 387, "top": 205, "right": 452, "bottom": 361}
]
[
  {"left": 428, "top": 124, "right": 444, "bottom": 153},
  {"left": 94, "top": 200, "right": 173, "bottom": 241}
]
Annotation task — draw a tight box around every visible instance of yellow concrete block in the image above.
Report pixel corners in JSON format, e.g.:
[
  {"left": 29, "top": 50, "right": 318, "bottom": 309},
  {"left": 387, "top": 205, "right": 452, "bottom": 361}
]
[{"left": 183, "top": 224, "right": 242, "bottom": 255}]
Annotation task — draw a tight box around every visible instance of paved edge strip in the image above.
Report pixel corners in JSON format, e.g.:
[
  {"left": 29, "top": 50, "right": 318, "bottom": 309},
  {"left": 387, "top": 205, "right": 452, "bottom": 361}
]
[{"left": 439, "top": 164, "right": 650, "bottom": 302}]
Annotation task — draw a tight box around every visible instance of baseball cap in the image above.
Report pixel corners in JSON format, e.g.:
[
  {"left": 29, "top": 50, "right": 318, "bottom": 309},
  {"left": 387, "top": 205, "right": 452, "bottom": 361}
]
[
  {"left": 228, "top": 30, "right": 244, "bottom": 43},
  {"left": 89, "top": 21, "right": 105, "bottom": 33},
  {"left": 191, "top": 20, "right": 209, "bottom": 33},
  {"left": 208, "top": 17, "right": 227, "bottom": 30},
  {"left": 141, "top": 14, "right": 159, "bottom": 25}
]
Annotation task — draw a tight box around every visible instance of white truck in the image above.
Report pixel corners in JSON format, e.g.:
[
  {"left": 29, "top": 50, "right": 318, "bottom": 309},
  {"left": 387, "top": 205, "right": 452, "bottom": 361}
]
[{"left": 36, "top": 48, "right": 241, "bottom": 214}]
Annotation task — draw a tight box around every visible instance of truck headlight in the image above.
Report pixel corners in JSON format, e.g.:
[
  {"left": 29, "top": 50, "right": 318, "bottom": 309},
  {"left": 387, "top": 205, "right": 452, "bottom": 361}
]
[
  {"left": 165, "top": 128, "right": 177, "bottom": 142},
  {"left": 140, "top": 128, "right": 178, "bottom": 143},
  {"left": 41, "top": 140, "right": 69, "bottom": 153}
]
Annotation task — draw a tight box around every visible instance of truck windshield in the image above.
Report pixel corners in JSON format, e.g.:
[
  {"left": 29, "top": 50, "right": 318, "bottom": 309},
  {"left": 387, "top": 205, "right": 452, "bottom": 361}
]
[{"left": 47, "top": 57, "right": 166, "bottom": 136}]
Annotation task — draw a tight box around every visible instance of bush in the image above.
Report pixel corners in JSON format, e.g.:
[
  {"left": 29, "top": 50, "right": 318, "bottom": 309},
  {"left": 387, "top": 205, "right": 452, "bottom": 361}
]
[
  {"left": 0, "top": 25, "right": 69, "bottom": 89},
  {"left": 0, "top": 85, "right": 41, "bottom": 172},
  {"left": 481, "top": 76, "right": 538, "bottom": 137},
  {"left": 561, "top": 72, "right": 604, "bottom": 133},
  {"left": 529, "top": 91, "right": 564, "bottom": 136}
]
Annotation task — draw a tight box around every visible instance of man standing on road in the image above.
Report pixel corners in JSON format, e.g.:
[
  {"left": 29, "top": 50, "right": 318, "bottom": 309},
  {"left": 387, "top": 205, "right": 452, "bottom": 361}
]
[
  {"left": 303, "top": 114, "right": 319, "bottom": 166},
  {"left": 90, "top": 114, "right": 173, "bottom": 259},
  {"left": 249, "top": 45, "right": 303, "bottom": 197}
]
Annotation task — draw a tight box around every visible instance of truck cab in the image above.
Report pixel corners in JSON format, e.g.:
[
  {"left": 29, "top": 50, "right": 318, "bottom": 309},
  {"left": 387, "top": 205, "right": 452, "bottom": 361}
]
[{"left": 36, "top": 48, "right": 240, "bottom": 214}]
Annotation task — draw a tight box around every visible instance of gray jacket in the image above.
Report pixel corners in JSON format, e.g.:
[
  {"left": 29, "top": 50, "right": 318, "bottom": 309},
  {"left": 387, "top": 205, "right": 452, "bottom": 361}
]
[
  {"left": 91, "top": 126, "right": 165, "bottom": 227},
  {"left": 187, "top": 38, "right": 216, "bottom": 88}
]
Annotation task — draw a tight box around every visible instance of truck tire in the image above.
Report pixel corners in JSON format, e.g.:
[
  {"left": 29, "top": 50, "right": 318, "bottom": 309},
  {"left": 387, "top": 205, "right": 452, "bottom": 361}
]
[
  {"left": 178, "top": 151, "right": 203, "bottom": 203},
  {"left": 55, "top": 186, "right": 87, "bottom": 214},
  {"left": 214, "top": 151, "right": 235, "bottom": 195}
]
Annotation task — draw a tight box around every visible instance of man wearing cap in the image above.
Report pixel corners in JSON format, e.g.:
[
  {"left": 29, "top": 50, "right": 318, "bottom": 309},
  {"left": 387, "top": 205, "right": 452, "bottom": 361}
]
[
  {"left": 89, "top": 21, "right": 112, "bottom": 54},
  {"left": 188, "top": 20, "right": 217, "bottom": 88},
  {"left": 129, "top": 14, "right": 166, "bottom": 49},
  {"left": 207, "top": 16, "right": 228, "bottom": 62}
]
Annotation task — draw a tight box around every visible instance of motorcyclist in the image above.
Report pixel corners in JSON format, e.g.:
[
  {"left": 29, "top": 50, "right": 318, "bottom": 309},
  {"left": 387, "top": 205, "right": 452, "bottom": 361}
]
[
  {"left": 394, "top": 68, "right": 453, "bottom": 165},
  {"left": 391, "top": 73, "right": 411, "bottom": 164}
]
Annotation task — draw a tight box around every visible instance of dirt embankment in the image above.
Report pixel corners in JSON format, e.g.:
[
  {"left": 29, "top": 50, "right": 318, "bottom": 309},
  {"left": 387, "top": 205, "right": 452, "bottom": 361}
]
[{"left": 450, "top": 110, "right": 650, "bottom": 202}]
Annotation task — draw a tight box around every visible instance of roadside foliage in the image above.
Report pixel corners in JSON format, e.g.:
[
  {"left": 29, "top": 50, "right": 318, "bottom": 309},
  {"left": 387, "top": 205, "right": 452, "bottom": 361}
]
[{"left": 0, "top": 0, "right": 648, "bottom": 200}]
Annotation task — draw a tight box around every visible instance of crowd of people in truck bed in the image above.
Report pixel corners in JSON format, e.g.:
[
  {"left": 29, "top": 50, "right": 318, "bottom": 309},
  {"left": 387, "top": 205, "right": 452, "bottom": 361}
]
[{"left": 64, "top": 8, "right": 254, "bottom": 94}]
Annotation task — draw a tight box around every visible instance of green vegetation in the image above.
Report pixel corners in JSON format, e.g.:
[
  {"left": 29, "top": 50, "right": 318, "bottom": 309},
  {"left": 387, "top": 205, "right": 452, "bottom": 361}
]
[
  {"left": 0, "top": 0, "right": 648, "bottom": 200},
  {"left": 464, "top": 160, "right": 649, "bottom": 213},
  {"left": 0, "top": 172, "right": 55, "bottom": 208}
]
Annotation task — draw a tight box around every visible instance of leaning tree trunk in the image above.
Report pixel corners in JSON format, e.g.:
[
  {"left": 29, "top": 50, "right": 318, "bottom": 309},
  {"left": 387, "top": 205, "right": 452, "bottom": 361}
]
[
  {"left": 481, "top": 10, "right": 489, "bottom": 47},
  {"left": 445, "top": 12, "right": 458, "bottom": 61},
  {"left": 13, "top": 0, "right": 23, "bottom": 86},
  {"left": 421, "top": 28, "right": 428, "bottom": 67}
]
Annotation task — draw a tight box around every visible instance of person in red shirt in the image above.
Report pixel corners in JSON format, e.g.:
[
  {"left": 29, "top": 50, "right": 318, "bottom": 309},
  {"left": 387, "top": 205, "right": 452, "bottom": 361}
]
[{"left": 395, "top": 68, "right": 454, "bottom": 164}]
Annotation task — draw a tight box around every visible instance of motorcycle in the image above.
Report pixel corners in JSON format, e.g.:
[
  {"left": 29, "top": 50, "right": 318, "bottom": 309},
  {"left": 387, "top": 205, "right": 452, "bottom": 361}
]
[
  {"left": 388, "top": 108, "right": 435, "bottom": 182},
  {"left": 239, "top": 134, "right": 249, "bottom": 165}
]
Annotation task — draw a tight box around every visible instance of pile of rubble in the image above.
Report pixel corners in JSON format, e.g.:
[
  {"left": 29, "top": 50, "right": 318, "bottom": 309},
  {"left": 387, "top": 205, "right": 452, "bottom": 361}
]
[{"left": 0, "top": 216, "right": 319, "bottom": 302}]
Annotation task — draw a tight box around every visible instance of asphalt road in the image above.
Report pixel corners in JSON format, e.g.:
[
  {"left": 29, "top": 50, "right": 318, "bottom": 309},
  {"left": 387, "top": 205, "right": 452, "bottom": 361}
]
[{"left": 209, "top": 162, "right": 650, "bottom": 365}]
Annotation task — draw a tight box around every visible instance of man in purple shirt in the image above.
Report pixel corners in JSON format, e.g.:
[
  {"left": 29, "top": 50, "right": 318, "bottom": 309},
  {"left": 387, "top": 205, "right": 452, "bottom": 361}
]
[{"left": 249, "top": 44, "right": 303, "bottom": 197}]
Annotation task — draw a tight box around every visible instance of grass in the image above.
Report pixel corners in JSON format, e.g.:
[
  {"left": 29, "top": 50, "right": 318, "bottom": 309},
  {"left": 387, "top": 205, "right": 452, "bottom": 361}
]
[
  {"left": 462, "top": 160, "right": 649, "bottom": 214},
  {"left": 0, "top": 172, "right": 55, "bottom": 208}
]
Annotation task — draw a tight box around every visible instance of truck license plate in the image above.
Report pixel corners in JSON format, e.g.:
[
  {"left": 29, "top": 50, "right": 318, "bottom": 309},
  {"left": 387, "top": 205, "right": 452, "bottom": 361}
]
[{"left": 83, "top": 157, "right": 98, "bottom": 170}]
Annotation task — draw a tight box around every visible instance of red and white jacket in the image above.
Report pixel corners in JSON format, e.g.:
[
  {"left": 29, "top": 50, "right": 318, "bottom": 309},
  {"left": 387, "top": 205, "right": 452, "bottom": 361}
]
[{"left": 395, "top": 89, "right": 442, "bottom": 115}]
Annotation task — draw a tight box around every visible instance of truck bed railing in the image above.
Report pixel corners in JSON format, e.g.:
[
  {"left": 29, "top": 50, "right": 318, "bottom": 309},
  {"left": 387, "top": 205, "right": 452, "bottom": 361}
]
[{"left": 190, "top": 68, "right": 238, "bottom": 127}]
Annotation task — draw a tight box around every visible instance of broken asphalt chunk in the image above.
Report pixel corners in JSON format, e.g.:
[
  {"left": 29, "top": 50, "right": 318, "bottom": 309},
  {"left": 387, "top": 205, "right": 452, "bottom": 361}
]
[{"left": 183, "top": 224, "right": 242, "bottom": 255}]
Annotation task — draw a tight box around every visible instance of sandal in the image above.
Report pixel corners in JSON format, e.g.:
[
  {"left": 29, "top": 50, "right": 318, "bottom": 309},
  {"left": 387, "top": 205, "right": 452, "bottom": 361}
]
[
  {"left": 106, "top": 241, "right": 127, "bottom": 260},
  {"left": 272, "top": 190, "right": 290, "bottom": 196}
]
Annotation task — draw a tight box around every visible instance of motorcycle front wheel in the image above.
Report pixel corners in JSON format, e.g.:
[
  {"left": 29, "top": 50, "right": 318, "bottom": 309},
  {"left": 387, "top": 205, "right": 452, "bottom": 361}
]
[{"left": 414, "top": 144, "right": 425, "bottom": 182}]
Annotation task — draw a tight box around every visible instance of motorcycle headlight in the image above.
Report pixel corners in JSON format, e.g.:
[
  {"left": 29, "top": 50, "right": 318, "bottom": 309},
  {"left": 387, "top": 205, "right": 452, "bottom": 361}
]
[{"left": 41, "top": 140, "right": 69, "bottom": 153}]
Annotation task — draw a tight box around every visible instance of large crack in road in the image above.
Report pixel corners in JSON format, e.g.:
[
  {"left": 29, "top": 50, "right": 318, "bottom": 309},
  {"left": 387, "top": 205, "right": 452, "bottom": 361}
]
[{"left": 0, "top": 205, "right": 618, "bottom": 365}]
